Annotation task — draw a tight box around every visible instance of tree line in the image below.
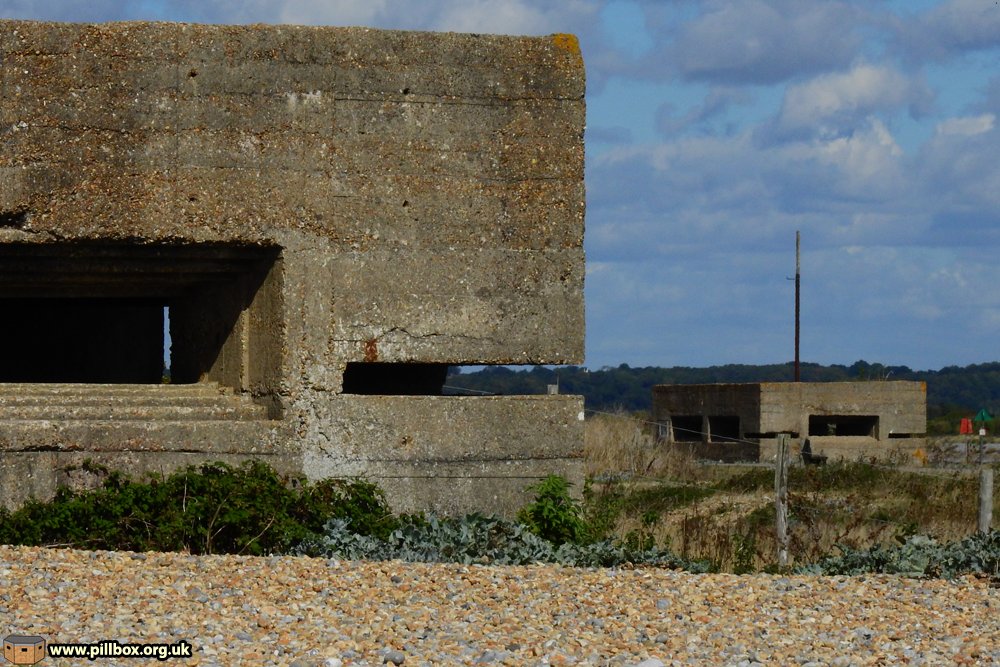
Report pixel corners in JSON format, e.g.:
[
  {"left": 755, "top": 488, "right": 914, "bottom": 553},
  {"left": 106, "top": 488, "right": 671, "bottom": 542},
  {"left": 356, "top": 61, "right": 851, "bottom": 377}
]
[{"left": 445, "top": 361, "right": 1000, "bottom": 434}]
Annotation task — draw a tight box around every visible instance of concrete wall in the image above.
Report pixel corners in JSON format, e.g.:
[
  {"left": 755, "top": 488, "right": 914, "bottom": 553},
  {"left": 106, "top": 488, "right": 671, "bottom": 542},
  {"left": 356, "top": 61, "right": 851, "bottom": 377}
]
[
  {"left": 299, "top": 395, "right": 585, "bottom": 515},
  {"left": 758, "top": 381, "right": 926, "bottom": 461},
  {"left": 757, "top": 381, "right": 927, "bottom": 439},
  {"left": 651, "top": 384, "right": 762, "bottom": 462},
  {"left": 0, "top": 20, "right": 586, "bottom": 514},
  {"left": 0, "top": 20, "right": 584, "bottom": 364},
  {"left": 652, "top": 384, "right": 761, "bottom": 435}
]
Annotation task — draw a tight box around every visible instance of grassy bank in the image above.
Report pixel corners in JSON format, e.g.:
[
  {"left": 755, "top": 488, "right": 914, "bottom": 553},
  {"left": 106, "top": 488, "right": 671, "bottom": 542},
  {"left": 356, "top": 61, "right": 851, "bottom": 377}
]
[{"left": 584, "top": 412, "right": 998, "bottom": 572}]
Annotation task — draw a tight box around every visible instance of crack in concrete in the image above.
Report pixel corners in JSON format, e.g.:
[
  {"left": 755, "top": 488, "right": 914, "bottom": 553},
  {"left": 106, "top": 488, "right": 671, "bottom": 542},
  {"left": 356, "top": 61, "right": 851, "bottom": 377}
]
[{"left": 335, "top": 328, "right": 501, "bottom": 346}]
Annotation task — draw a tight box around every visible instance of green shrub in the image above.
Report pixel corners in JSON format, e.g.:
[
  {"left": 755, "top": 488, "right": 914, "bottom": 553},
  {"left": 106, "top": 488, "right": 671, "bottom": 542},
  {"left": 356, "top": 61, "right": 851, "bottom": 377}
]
[
  {"left": 732, "top": 533, "right": 757, "bottom": 575},
  {"left": 294, "top": 475, "right": 710, "bottom": 571},
  {"left": 0, "top": 460, "right": 394, "bottom": 555},
  {"left": 297, "top": 513, "right": 551, "bottom": 564},
  {"left": 516, "top": 475, "right": 588, "bottom": 546}
]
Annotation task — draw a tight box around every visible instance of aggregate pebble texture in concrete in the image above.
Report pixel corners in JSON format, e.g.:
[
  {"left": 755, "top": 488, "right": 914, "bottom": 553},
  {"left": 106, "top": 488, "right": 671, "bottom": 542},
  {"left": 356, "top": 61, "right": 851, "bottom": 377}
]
[
  {"left": 2, "top": 545, "right": 998, "bottom": 666},
  {"left": 0, "top": 20, "right": 587, "bottom": 517}
]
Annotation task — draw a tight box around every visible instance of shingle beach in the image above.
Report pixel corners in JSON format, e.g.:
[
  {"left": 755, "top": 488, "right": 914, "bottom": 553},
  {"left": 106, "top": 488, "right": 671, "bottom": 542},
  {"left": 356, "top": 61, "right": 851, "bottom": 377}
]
[{"left": 2, "top": 545, "right": 997, "bottom": 666}]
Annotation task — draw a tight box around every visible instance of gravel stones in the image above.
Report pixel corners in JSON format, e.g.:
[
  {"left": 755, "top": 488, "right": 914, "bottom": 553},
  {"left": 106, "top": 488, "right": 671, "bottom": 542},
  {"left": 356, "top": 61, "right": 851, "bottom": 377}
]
[
  {"left": 2, "top": 545, "right": 998, "bottom": 666},
  {"left": 382, "top": 648, "right": 405, "bottom": 664}
]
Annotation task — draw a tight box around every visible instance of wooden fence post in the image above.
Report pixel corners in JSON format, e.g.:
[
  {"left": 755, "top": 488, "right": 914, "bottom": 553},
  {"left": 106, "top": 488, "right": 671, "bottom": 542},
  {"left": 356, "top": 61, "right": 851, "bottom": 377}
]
[
  {"left": 980, "top": 468, "right": 994, "bottom": 534},
  {"left": 776, "top": 434, "right": 790, "bottom": 568}
]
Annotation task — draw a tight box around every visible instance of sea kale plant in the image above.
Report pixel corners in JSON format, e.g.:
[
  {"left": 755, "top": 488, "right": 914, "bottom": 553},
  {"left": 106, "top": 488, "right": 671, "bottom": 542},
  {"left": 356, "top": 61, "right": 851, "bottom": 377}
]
[
  {"left": 294, "top": 511, "right": 710, "bottom": 571},
  {"left": 295, "top": 474, "right": 709, "bottom": 571},
  {"left": 799, "top": 531, "right": 1000, "bottom": 580}
]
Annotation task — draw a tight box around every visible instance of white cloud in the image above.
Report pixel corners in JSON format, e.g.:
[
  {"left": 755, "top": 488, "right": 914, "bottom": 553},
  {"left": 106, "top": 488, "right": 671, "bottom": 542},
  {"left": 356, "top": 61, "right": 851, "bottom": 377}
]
[
  {"left": 656, "top": 87, "right": 753, "bottom": 136},
  {"left": 918, "top": 113, "right": 1000, "bottom": 216},
  {"left": 425, "top": 0, "right": 549, "bottom": 34},
  {"left": 658, "top": 0, "right": 866, "bottom": 85},
  {"left": 814, "top": 118, "right": 903, "bottom": 187},
  {"left": 0, "top": 0, "right": 157, "bottom": 21},
  {"left": 935, "top": 113, "right": 996, "bottom": 137},
  {"left": 780, "top": 64, "right": 920, "bottom": 130},
  {"left": 894, "top": 0, "right": 1000, "bottom": 61},
  {"left": 592, "top": 117, "right": 909, "bottom": 244}
]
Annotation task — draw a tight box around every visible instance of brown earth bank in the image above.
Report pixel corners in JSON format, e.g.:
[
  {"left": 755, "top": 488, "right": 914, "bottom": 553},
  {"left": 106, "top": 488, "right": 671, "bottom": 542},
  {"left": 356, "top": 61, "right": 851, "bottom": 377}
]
[{"left": 2, "top": 545, "right": 998, "bottom": 666}]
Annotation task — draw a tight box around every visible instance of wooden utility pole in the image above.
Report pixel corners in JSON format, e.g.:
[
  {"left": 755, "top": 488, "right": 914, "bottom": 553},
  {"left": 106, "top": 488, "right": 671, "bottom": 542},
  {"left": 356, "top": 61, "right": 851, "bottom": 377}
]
[
  {"left": 776, "top": 435, "right": 790, "bottom": 567},
  {"left": 980, "top": 468, "right": 994, "bottom": 534},
  {"left": 795, "top": 231, "right": 801, "bottom": 382}
]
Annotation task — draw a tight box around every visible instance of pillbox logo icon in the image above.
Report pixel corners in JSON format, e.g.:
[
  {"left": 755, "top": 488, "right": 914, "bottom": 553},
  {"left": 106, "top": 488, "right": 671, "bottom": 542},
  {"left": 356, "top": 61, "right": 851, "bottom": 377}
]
[{"left": 2, "top": 635, "right": 46, "bottom": 665}]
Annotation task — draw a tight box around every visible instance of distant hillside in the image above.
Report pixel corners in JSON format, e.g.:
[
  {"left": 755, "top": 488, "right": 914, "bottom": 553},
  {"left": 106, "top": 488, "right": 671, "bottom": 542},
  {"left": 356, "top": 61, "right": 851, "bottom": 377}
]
[{"left": 445, "top": 361, "right": 1000, "bottom": 433}]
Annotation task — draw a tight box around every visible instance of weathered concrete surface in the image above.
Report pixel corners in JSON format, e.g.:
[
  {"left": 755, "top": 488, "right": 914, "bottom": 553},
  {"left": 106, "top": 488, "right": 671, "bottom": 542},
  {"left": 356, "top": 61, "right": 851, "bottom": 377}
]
[
  {"left": 300, "top": 395, "right": 585, "bottom": 515},
  {"left": 0, "top": 20, "right": 586, "bottom": 514},
  {"left": 0, "top": 388, "right": 584, "bottom": 514},
  {"left": 652, "top": 382, "right": 927, "bottom": 463},
  {"left": 0, "top": 20, "right": 584, "bottom": 365}
]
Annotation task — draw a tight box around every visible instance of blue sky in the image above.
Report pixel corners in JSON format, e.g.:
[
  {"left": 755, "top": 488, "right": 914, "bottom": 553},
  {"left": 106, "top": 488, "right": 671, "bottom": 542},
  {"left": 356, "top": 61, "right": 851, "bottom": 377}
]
[{"left": 4, "top": 0, "right": 1000, "bottom": 372}]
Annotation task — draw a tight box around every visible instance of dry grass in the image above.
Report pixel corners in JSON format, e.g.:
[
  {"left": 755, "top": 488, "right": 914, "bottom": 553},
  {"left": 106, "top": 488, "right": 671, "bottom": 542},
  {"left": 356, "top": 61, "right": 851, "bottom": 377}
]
[
  {"left": 584, "top": 412, "right": 700, "bottom": 480},
  {"left": 583, "top": 413, "right": 998, "bottom": 572}
]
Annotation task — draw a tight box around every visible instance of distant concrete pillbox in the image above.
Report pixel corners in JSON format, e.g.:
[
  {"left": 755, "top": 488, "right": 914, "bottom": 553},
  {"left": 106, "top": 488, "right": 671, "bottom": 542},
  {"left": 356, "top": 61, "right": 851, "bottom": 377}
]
[
  {"left": 652, "top": 382, "right": 927, "bottom": 462},
  {"left": 0, "top": 20, "right": 586, "bottom": 514}
]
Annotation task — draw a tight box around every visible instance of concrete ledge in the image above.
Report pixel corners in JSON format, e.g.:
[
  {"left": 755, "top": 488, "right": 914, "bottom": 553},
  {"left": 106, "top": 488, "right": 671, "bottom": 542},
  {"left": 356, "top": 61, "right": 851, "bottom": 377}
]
[
  {"left": 0, "top": 420, "right": 289, "bottom": 453},
  {"left": 0, "top": 394, "right": 586, "bottom": 517},
  {"left": 301, "top": 394, "right": 585, "bottom": 516},
  {"left": 360, "top": 458, "right": 586, "bottom": 516},
  {"left": 0, "top": 382, "right": 270, "bottom": 420}
]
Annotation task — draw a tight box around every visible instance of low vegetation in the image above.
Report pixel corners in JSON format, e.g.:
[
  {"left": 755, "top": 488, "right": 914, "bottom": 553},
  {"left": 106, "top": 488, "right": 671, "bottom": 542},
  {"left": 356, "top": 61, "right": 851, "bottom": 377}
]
[
  {"left": 294, "top": 511, "right": 709, "bottom": 571},
  {"left": 800, "top": 532, "right": 1000, "bottom": 579},
  {"left": 0, "top": 463, "right": 708, "bottom": 571},
  {"left": 0, "top": 421, "right": 996, "bottom": 580},
  {"left": 582, "top": 411, "right": 999, "bottom": 575},
  {"left": 0, "top": 460, "right": 394, "bottom": 555}
]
